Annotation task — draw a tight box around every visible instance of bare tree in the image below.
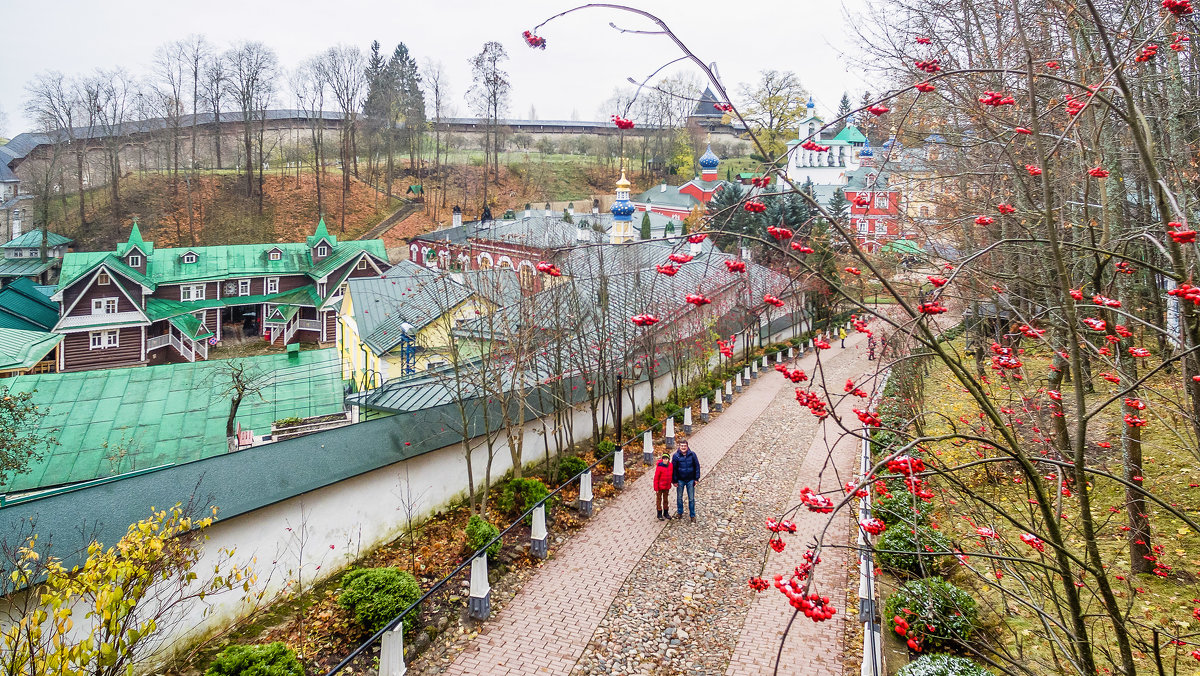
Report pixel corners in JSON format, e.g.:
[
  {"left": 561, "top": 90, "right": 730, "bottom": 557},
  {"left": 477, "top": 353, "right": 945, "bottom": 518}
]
[
  {"left": 316, "top": 44, "right": 367, "bottom": 233},
  {"left": 292, "top": 59, "right": 327, "bottom": 217},
  {"left": 223, "top": 41, "right": 278, "bottom": 200},
  {"left": 213, "top": 358, "right": 270, "bottom": 450},
  {"left": 90, "top": 69, "right": 135, "bottom": 218},
  {"left": 24, "top": 71, "right": 95, "bottom": 231},
  {"left": 201, "top": 53, "right": 227, "bottom": 169},
  {"left": 423, "top": 59, "right": 450, "bottom": 215},
  {"left": 467, "top": 41, "right": 510, "bottom": 208}
]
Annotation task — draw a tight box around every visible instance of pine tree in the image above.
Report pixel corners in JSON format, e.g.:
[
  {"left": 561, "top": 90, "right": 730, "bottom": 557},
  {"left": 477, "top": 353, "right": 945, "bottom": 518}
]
[
  {"left": 858, "top": 90, "right": 873, "bottom": 139},
  {"left": 836, "top": 93, "right": 852, "bottom": 132},
  {"left": 827, "top": 187, "right": 850, "bottom": 221},
  {"left": 563, "top": 208, "right": 574, "bottom": 224},
  {"left": 640, "top": 212, "right": 652, "bottom": 240}
]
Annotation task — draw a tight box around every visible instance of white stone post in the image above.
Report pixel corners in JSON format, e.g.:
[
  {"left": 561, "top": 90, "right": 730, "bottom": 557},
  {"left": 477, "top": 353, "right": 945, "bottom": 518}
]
[
  {"left": 612, "top": 449, "right": 625, "bottom": 489},
  {"left": 761, "top": 356, "right": 768, "bottom": 369},
  {"left": 665, "top": 417, "right": 676, "bottom": 449},
  {"left": 579, "top": 470, "right": 594, "bottom": 517},
  {"left": 468, "top": 554, "right": 490, "bottom": 620},
  {"left": 735, "top": 372, "right": 743, "bottom": 393},
  {"left": 643, "top": 430, "right": 653, "bottom": 464},
  {"left": 744, "top": 366, "right": 751, "bottom": 382},
  {"left": 701, "top": 397, "right": 710, "bottom": 421},
  {"left": 788, "top": 347, "right": 795, "bottom": 359},
  {"left": 380, "top": 627, "right": 407, "bottom": 676},
  {"left": 751, "top": 361, "right": 758, "bottom": 379},
  {"left": 724, "top": 380, "right": 733, "bottom": 404},
  {"left": 683, "top": 407, "right": 693, "bottom": 434},
  {"left": 776, "top": 351, "right": 783, "bottom": 363},
  {"left": 530, "top": 505, "right": 548, "bottom": 558}
]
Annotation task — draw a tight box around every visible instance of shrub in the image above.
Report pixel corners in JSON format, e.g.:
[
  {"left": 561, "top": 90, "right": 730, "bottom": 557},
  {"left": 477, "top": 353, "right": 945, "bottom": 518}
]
[
  {"left": 206, "top": 642, "right": 304, "bottom": 676},
  {"left": 558, "top": 455, "right": 589, "bottom": 479},
  {"left": 884, "top": 577, "right": 979, "bottom": 652},
  {"left": 498, "top": 477, "right": 553, "bottom": 524},
  {"left": 662, "top": 402, "right": 684, "bottom": 424},
  {"left": 873, "top": 491, "right": 930, "bottom": 528},
  {"left": 897, "top": 653, "right": 991, "bottom": 676},
  {"left": 465, "top": 514, "right": 501, "bottom": 558},
  {"left": 337, "top": 567, "right": 422, "bottom": 634},
  {"left": 273, "top": 417, "right": 304, "bottom": 428},
  {"left": 876, "top": 525, "right": 954, "bottom": 577}
]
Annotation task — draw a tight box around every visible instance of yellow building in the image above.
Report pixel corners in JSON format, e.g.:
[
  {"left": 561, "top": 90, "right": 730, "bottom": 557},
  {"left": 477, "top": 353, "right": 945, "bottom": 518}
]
[{"left": 338, "top": 260, "right": 491, "bottom": 391}]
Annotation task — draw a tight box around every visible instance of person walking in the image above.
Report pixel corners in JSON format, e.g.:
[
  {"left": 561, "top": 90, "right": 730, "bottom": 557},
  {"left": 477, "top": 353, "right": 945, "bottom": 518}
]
[
  {"left": 838, "top": 326, "right": 847, "bottom": 348},
  {"left": 672, "top": 439, "right": 700, "bottom": 522},
  {"left": 653, "top": 452, "right": 673, "bottom": 521}
]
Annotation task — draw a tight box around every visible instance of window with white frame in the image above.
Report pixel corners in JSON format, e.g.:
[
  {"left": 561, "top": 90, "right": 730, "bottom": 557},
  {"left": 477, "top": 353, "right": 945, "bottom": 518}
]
[
  {"left": 91, "top": 297, "right": 118, "bottom": 314},
  {"left": 874, "top": 193, "right": 889, "bottom": 209},
  {"left": 875, "top": 220, "right": 888, "bottom": 234},
  {"left": 856, "top": 219, "right": 869, "bottom": 234},
  {"left": 89, "top": 330, "right": 119, "bottom": 349},
  {"left": 9, "top": 249, "right": 21, "bottom": 258},
  {"left": 316, "top": 244, "right": 328, "bottom": 257},
  {"left": 357, "top": 258, "right": 368, "bottom": 270},
  {"left": 182, "top": 253, "right": 197, "bottom": 264},
  {"left": 269, "top": 250, "right": 281, "bottom": 261},
  {"left": 238, "top": 279, "right": 251, "bottom": 296},
  {"left": 97, "top": 272, "right": 111, "bottom": 285},
  {"left": 180, "top": 284, "right": 206, "bottom": 301},
  {"left": 127, "top": 254, "right": 141, "bottom": 267},
  {"left": 27, "top": 249, "right": 37, "bottom": 257},
  {"left": 266, "top": 277, "right": 279, "bottom": 294}
]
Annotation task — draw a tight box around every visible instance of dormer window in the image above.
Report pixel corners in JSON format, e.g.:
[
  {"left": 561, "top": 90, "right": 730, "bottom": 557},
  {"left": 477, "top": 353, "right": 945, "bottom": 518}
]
[
  {"left": 316, "top": 244, "right": 329, "bottom": 258},
  {"left": 127, "top": 254, "right": 141, "bottom": 267},
  {"left": 182, "top": 253, "right": 197, "bottom": 264},
  {"left": 269, "top": 250, "right": 282, "bottom": 261},
  {"left": 357, "top": 258, "right": 368, "bottom": 270},
  {"left": 97, "top": 272, "right": 111, "bottom": 285}
]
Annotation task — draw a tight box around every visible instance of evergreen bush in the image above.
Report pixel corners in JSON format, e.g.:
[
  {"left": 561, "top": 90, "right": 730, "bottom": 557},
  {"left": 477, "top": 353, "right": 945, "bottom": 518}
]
[
  {"left": 558, "top": 455, "right": 589, "bottom": 479},
  {"left": 205, "top": 643, "right": 304, "bottom": 676},
  {"left": 464, "top": 514, "right": 502, "bottom": 558},
  {"left": 884, "top": 577, "right": 979, "bottom": 652},
  {"left": 337, "top": 567, "right": 422, "bottom": 634},
  {"left": 897, "top": 653, "right": 990, "bottom": 676},
  {"left": 876, "top": 525, "right": 954, "bottom": 577},
  {"left": 873, "top": 491, "right": 930, "bottom": 528},
  {"left": 498, "top": 477, "right": 553, "bottom": 524}
]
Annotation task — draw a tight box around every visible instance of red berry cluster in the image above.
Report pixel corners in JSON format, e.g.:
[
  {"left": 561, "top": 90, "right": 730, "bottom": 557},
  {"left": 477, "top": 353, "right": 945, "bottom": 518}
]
[
  {"left": 743, "top": 200, "right": 766, "bottom": 213},
  {"left": 767, "top": 225, "right": 793, "bottom": 239},
  {"left": 918, "top": 301, "right": 948, "bottom": 314},
  {"left": 914, "top": 59, "right": 942, "bottom": 73},
  {"left": 978, "top": 90, "right": 1016, "bottom": 106},
  {"left": 867, "top": 104, "right": 890, "bottom": 116},
  {"left": 749, "top": 175, "right": 772, "bottom": 187},
  {"left": 845, "top": 481, "right": 870, "bottom": 498},
  {"left": 1064, "top": 94, "right": 1089, "bottom": 116},
  {"left": 1025, "top": 164, "right": 1043, "bottom": 175},
  {"left": 926, "top": 275, "right": 948, "bottom": 287},
  {"left": 974, "top": 215, "right": 994, "bottom": 225},
  {"left": 610, "top": 115, "right": 635, "bottom": 130},
  {"left": 763, "top": 294, "right": 785, "bottom": 308},
  {"left": 915, "top": 36, "right": 932, "bottom": 44},
  {"left": 1115, "top": 260, "right": 1135, "bottom": 274},
  {"left": 845, "top": 266, "right": 862, "bottom": 276},
  {"left": 861, "top": 517, "right": 887, "bottom": 535},
  {"left": 1100, "top": 371, "right": 1121, "bottom": 383},
  {"left": 813, "top": 337, "right": 832, "bottom": 350},
  {"left": 795, "top": 390, "right": 829, "bottom": 419},
  {"left": 997, "top": 203, "right": 1017, "bottom": 214},
  {"left": 630, "top": 314, "right": 659, "bottom": 327},
  {"left": 522, "top": 30, "right": 547, "bottom": 49},
  {"left": 1020, "top": 532, "right": 1046, "bottom": 552},
  {"left": 1124, "top": 414, "right": 1148, "bottom": 427},
  {"left": 717, "top": 338, "right": 734, "bottom": 358},
  {"left": 713, "top": 102, "right": 734, "bottom": 112},
  {"left": 1092, "top": 294, "right": 1121, "bottom": 307},
  {"left": 535, "top": 261, "right": 562, "bottom": 276},
  {"left": 684, "top": 293, "right": 712, "bottom": 306},
  {"left": 766, "top": 517, "right": 797, "bottom": 533},
  {"left": 915, "top": 81, "right": 936, "bottom": 93},
  {"left": 748, "top": 576, "right": 770, "bottom": 592},
  {"left": 1135, "top": 44, "right": 1160, "bottom": 62},
  {"left": 1130, "top": 347, "right": 1151, "bottom": 358},
  {"left": 725, "top": 259, "right": 746, "bottom": 273},
  {"left": 1088, "top": 167, "right": 1110, "bottom": 177},
  {"left": 852, "top": 194, "right": 871, "bottom": 207},
  {"left": 655, "top": 264, "right": 680, "bottom": 277},
  {"left": 668, "top": 252, "right": 694, "bottom": 264},
  {"left": 1082, "top": 317, "right": 1107, "bottom": 331},
  {"left": 800, "top": 139, "right": 830, "bottom": 152},
  {"left": 1046, "top": 60, "right": 1061, "bottom": 69},
  {"left": 686, "top": 233, "right": 707, "bottom": 244},
  {"left": 1019, "top": 324, "right": 1045, "bottom": 338},
  {"left": 854, "top": 408, "right": 882, "bottom": 426},
  {"left": 791, "top": 242, "right": 815, "bottom": 253},
  {"left": 775, "top": 578, "right": 837, "bottom": 622},
  {"left": 1171, "top": 33, "right": 1190, "bottom": 51},
  {"left": 1164, "top": 0, "right": 1194, "bottom": 16},
  {"left": 800, "top": 486, "right": 835, "bottom": 513},
  {"left": 887, "top": 455, "right": 925, "bottom": 475},
  {"left": 1115, "top": 324, "right": 1133, "bottom": 337},
  {"left": 1168, "top": 283, "right": 1200, "bottom": 305},
  {"left": 852, "top": 315, "right": 872, "bottom": 337},
  {"left": 775, "top": 364, "right": 808, "bottom": 383},
  {"left": 1169, "top": 221, "right": 1197, "bottom": 242}
]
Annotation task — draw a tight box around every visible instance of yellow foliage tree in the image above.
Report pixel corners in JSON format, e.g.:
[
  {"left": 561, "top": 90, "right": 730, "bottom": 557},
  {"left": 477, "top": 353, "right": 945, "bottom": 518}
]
[{"left": 1, "top": 504, "right": 256, "bottom": 675}]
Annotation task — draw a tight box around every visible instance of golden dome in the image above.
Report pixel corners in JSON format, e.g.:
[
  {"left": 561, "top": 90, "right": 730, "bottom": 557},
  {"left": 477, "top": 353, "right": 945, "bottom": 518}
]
[{"left": 616, "top": 171, "right": 631, "bottom": 189}]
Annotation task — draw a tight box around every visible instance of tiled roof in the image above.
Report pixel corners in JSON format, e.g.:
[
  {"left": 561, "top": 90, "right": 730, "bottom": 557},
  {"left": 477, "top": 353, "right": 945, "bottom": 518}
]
[
  {"left": 1, "top": 348, "right": 345, "bottom": 493},
  {"left": 2, "top": 230, "right": 72, "bottom": 249},
  {"left": 0, "top": 328, "right": 60, "bottom": 372},
  {"left": 350, "top": 260, "right": 473, "bottom": 355},
  {"left": 0, "top": 278, "right": 59, "bottom": 330}
]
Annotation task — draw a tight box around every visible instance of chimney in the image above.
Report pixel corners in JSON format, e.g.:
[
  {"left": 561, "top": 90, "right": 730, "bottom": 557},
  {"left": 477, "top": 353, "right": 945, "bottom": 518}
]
[
  {"left": 690, "top": 241, "right": 702, "bottom": 255},
  {"left": 577, "top": 224, "right": 590, "bottom": 241},
  {"left": 544, "top": 202, "right": 552, "bottom": 217},
  {"left": 568, "top": 202, "right": 575, "bottom": 216},
  {"left": 524, "top": 203, "right": 532, "bottom": 218},
  {"left": 452, "top": 205, "right": 462, "bottom": 228},
  {"left": 592, "top": 199, "right": 600, "bottom": 216},
  {"left": 740, "top": 247, "right": 752, "bottom": 262}
]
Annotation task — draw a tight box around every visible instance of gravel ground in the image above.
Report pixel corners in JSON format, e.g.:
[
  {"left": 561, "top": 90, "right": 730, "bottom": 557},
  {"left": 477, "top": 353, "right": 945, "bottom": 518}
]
[{"left": 571, "top": 348, "right": 867, "bottom": 676}]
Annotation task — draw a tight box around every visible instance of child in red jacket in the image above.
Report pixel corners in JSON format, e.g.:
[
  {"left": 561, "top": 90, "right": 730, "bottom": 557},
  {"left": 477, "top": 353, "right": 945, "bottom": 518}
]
[{"left": 653, "top": 452, "right": 673, "bottom": 520}]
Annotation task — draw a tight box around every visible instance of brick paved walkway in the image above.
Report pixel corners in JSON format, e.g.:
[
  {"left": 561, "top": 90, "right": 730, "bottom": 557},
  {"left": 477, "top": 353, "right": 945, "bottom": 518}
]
[
  {"left": 444, "top": 359, "right": 790, "bottom": 675},
  {"left": 443, "top": 335, "right": 873, "bottom": 675}
]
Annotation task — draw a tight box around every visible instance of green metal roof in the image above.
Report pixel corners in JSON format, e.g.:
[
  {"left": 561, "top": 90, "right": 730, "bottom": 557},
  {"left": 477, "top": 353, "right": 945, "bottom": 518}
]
[
  {"left": 0, "top": 348, "right": 345, "bottom": 493},
  {"left": 60, "top": 239, "right": 385, "bottom": 290},
  {"left": 144, "top": 286, "right": 322, "bottom": 322},
  {"left": 0, "top": 258, "right": 58, "bottom": 279},
  {"left": 0, "top": 328, "right": 61, "bottom": 372},
  {"left": 2, "top": 230, "right": 73, "bottom": 249},
  {"left": 0, "top": 278, "right": 59, "bottom": 330},
  {"left": 167, "top": 313, "right": 213, "bottom": 340},
  {"left": 264, "top": 304, "right": 299, "bottom": 323},
  {"left": 881, "top": 239, "right": 926, "bottom": 256},
  {"left": 115, "top": 222, "right": 153, "bottom": 257},
  {"left": 831, "top": 125, "right": 867, "bottom": 143},
  {"left": 306, "top": 217, "right": 337, "bottom": 248}
]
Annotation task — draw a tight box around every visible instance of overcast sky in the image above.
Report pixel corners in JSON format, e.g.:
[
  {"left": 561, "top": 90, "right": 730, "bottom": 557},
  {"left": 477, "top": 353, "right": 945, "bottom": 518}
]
[{"left": 0, "top": 0, "right": 870, "bottom": 139}]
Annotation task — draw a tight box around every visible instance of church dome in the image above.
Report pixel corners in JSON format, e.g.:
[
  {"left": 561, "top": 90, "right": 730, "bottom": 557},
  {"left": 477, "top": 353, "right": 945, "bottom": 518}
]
[
  {"left": 860, "top": 138, "right": 874, "bottom": 157},
  {"left": 610, "top": 200, "right": 636, "bottom": 217},
  {"left": 698, "top": 145, "right": 720, "bottom": 169}
]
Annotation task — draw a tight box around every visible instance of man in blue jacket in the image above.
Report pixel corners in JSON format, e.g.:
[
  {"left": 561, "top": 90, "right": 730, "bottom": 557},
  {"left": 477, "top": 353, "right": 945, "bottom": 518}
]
[{"left": 671, "top": 439, "right": 701, "bottom": 522}]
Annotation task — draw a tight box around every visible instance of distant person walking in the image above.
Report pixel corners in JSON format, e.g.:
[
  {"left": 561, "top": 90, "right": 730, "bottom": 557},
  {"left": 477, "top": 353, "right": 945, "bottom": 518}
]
[
  {"left": 839, "top": 326, "right": 847, "bottom": 348},
  {"left": 672, "top": 439, "right": 700, "bottom": 522},
  {"left": 868, "top": 334, "right": 877, "bottom": 361},
  {"left": 653, "top": 452, "right": 673, "bottom": 521}
]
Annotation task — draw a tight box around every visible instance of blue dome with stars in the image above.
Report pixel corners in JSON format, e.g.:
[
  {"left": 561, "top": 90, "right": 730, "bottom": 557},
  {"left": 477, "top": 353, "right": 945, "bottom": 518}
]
[
  {"left": 610, "top": 200, "right": 636, "bottom": 218},
  {"left": 698, "top": 144, "right": 720, "bottom": 169},
  {"left": 859, "top": 138, "right": 874, "bottom": 157}
]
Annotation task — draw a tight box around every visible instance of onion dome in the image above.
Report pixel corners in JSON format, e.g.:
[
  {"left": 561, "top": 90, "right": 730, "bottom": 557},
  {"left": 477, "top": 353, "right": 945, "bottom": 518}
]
[
  {"left": 698, "top": 144, "right": 720, "bottom": 169},
  {"left": 859, "top": 138, "right": 874, "bottom": 157},
  {"left": 611, "top": 200, "right": 636, "bottom": 217}
]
